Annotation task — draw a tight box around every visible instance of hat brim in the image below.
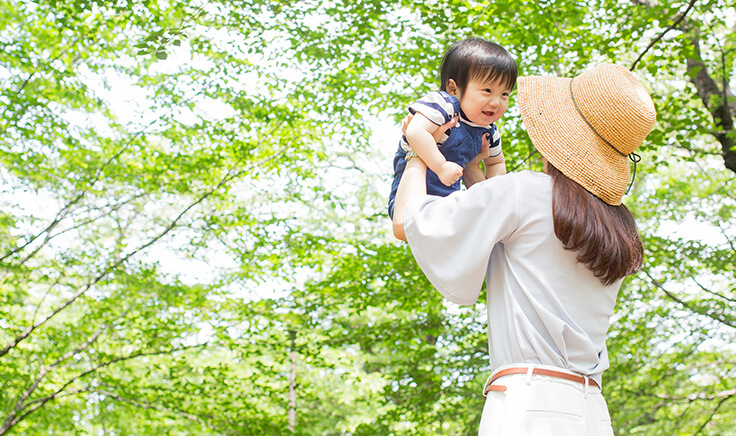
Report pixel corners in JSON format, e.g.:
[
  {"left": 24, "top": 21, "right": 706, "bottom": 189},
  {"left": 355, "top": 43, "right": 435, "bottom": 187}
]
[{"left": 517, "top": 75, "right": 630, "bottom": 205}]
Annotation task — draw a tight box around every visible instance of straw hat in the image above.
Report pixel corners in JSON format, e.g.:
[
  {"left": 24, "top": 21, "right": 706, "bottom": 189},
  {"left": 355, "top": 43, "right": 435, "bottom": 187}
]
[{"left": 517, "top": 64, "right": 656, "bottom": 205}]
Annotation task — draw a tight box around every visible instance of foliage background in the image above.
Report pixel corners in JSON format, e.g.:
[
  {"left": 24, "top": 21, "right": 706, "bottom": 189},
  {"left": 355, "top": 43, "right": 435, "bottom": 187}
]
[{"left": 0, "top": 0, "right": 734, "bottom": 434}]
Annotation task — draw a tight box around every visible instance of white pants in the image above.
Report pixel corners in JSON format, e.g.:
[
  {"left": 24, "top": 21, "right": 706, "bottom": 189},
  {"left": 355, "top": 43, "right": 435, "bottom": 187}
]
[{"left": 478, "top": 365, "right": 614, "bottom": 436}]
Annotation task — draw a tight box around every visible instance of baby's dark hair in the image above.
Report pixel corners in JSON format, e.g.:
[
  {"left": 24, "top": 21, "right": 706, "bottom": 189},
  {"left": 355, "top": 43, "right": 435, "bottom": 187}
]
[{"left": 440, "top": 38, "right": 517, "bottom": 94}]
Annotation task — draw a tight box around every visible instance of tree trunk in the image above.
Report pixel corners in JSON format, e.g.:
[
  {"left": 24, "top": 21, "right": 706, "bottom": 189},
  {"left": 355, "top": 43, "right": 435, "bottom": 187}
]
[
  {"left": 630, "top": 0, "right": 736, "bottom": 174},
  {"left": 686, "top": 28, "right": 736, "bottom": 173},
  {"left": 288, "top": 330, "right": 296, "bottom": 434}
]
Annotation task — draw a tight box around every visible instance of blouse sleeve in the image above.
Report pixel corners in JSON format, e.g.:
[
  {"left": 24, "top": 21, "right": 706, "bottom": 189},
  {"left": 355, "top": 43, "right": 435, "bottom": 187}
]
[
  {"left": 408, "top": 91, "right": 460, "bottom": 126},
  {"left": 403, "top": 175, "right": 519, "bottom": 305}
]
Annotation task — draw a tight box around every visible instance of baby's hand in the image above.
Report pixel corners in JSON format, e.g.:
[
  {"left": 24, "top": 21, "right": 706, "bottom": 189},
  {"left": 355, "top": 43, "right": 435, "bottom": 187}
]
[{"left": 437, "top": 161, "right": 463, "bottom": 186}]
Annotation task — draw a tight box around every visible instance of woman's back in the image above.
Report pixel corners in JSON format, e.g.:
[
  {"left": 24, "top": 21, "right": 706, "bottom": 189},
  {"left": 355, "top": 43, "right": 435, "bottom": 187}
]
[
  {"left": 404, "top": 170, "right": 619, "bottom": 385},
  {"left": 485, "top": 171, "right": 619, "bottom": 385}
]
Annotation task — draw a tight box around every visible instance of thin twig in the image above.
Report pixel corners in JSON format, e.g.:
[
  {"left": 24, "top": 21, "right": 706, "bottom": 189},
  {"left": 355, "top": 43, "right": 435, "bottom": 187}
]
[
  {"left": 655, "top": 387, "right": 736, "bottom": 402},
  {"left": 716, "top": 220, "right": 736, "bottom": 252},
  {"left": 0, "top": 192, "right": 85, "bottom": 264},
  {"left": 510, "top": 149, "right": 539, "bottom": 172},
  {"left": 7, "top": 306, "right": 132, "bottom": 424},
  {"left": 30, "top": 276, "right": 63, "bottom": 327},
  {"left": 0, "top": 387, "right": 90, "bottom": 435}
]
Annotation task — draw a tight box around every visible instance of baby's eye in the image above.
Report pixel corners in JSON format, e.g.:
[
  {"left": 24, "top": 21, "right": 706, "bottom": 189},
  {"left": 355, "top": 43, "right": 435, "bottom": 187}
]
[{"left": 483, "top": 88, "right": 492, "bottom": 93}]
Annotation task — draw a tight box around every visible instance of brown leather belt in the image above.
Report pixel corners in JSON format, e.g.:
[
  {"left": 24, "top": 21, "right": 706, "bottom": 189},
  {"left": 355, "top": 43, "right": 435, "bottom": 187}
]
[{"left": 484, "top": 367, "right": 600, "bottom": 394}]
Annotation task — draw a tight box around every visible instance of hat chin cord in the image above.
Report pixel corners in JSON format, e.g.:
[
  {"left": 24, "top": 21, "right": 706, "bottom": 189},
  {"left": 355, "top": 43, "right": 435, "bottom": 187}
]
[
  {"left": 626, "top": 152, "right": 641, "bottom": 195},
  {"left": 569, "top": 79, "right": 640, "bottom": 196}
]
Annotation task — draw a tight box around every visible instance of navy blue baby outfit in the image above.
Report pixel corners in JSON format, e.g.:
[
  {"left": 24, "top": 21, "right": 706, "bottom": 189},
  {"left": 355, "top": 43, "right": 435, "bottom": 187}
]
[{"left": 388, "top": 91, "right": 502, "bottom": 218}]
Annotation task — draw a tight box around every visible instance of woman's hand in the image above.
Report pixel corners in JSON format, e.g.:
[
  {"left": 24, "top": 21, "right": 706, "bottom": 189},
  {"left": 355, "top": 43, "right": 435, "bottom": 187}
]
[
  {"left": 463, "top": 130, "right": 493, "bottom": 188},
  {"left": 479, "top": 131, "right": 491, "bottom": 160},
  {"left": 401, "top": 114, "right": 458, "bottom": 143}
]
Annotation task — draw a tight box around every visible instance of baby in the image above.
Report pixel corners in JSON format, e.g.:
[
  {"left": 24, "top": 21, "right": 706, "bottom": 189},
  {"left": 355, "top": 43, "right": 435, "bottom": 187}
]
[{"left": 388, "top": 38, "right": 517, "bottom": 218}]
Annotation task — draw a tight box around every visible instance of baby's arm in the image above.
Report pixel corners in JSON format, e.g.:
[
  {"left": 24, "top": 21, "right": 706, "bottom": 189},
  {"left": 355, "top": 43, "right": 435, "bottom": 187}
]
[
  {"left": 484, "top": 150, "right": 507, "bottom": 178},
  {"left": 405, "top": 113, "right": 463, "bottom": 186}
]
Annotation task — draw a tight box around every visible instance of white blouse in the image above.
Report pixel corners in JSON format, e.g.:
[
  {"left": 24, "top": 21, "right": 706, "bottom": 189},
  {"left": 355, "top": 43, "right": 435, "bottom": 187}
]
[{"left": 403, "top": 170, "right": 622, "bottom": 386}]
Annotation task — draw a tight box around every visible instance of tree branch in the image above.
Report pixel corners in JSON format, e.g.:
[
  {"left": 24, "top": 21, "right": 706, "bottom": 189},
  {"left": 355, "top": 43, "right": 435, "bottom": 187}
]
[
  {"left": 691, "top": 276, "right": 736, "bottom": 304},
  {"left": 0, "top": 76, "right": 206, "bottom": 268},
  {"left": 4, "top": 311, "right": 128, "bottom": 432},
  {"left": 630, "top": 0, "right": 699, "bottom": 71},
  {"left": 29, "top": 275, "right": 64, "bottom": 327},
  {"left": 0, "top": 138, "right": 288, "bottom": 359},
  {"left": 0, "top": 387, "right": 90, "bottom": 435},
  {"left": 0, "top": 343, "right": 210, "bottom": 435},
  {"left": 716, "top": 209, "right": 736, "bottom": 253},
  {"left": 629, "top": 0, "right": 736, "bottom": 174},
  {"left": 695, "top": 391, "right": 736, "bottom": 435},
  {"left": 655, "top": 387, "right": 736, "bottom": 402},
  {"left": 509, "top": 149, "right": 539, "bottom": 172},
  {"left": 0, "top": 191, "right": 85, "bottom": 265},
  {"left": 642, "top": 270, "right": 736, "bottom": 328},
  {"left": 92, "top": 389, "right": 224, "bottom": 433}
]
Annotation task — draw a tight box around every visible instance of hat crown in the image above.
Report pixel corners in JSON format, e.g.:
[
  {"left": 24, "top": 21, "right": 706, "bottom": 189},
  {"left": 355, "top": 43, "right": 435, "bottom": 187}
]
[
  {"left": 571, "top": 64, "right": 656, "bottom": 156},
  {"left": 516, "top": 63, "right": 657, "bottom": 205}
]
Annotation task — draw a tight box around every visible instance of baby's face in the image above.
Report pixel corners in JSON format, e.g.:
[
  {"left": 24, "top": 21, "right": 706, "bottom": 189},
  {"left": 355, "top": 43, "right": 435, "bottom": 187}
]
[{"left": 456, "top": 77, "right": 511, "bottom": 127}]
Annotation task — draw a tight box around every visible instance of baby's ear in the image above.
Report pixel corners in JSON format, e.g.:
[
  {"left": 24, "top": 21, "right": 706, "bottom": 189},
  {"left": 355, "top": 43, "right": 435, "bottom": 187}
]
[{"left": 446, "top": 79, "right": 459, "bottom": 96}]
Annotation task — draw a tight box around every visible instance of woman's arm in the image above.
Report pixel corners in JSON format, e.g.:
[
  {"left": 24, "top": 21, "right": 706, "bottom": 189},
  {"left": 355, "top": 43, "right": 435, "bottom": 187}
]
[
  {"left": 392, "top": 157, "right": 427, "bottom": 241},
  {"left": 462, "top": 129, "right": 493, "bottom": 188},
  {"left": 462, "top": 153, "right": 487, "bottom": 188}
]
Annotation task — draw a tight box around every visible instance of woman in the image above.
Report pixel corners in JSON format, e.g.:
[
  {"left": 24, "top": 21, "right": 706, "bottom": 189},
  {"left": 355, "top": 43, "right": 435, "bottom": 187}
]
[{"left": 392, "top": 63, "right": 656, "bottom": 435}]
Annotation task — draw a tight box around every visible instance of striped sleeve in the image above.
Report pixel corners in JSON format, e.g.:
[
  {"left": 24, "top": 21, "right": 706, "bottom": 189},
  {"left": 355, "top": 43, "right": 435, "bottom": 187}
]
[
  {"left": 487, "top": 125, "right": 502, "bottom": 157},
  {"left": 408, "top": 91, "right": 459, "bottom": 126}
]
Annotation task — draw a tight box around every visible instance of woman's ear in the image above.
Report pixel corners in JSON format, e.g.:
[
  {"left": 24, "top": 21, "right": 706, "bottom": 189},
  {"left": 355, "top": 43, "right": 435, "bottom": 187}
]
[{"left": 446, "top": 79, "right": 459, "bottom": 96}]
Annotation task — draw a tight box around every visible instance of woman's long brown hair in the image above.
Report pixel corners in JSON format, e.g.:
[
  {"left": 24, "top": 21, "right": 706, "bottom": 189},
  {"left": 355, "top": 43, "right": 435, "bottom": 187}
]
[{"left": 548, "top": 163, "right": 643, "bottom": 285}]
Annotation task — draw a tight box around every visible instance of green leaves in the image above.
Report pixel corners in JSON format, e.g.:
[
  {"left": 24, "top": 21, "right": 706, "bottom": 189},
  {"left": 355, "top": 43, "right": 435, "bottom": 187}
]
[{"left": 1, "top": 0, "right": 735, "bottom": 434}]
